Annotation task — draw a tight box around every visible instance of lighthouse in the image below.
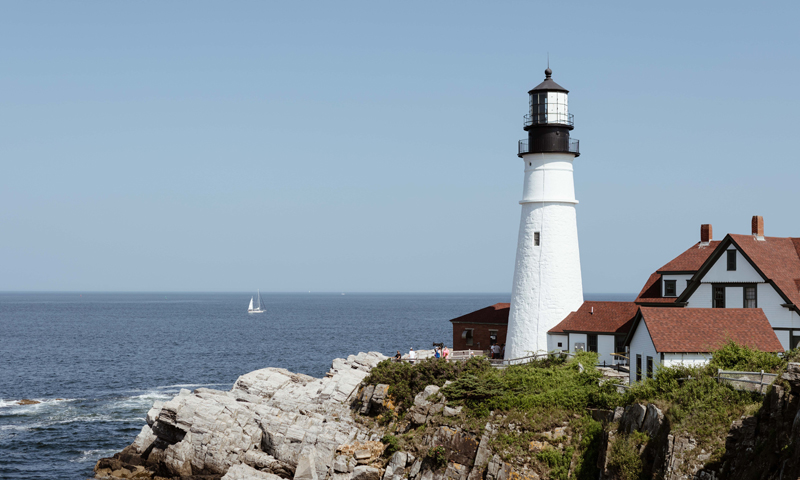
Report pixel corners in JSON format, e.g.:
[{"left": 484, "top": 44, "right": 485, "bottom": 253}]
[{"left": 505, "top": 68, "right": 584, "bottom": 360}]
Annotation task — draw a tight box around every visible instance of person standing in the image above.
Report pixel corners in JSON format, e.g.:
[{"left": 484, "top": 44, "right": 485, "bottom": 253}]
[
  {"left": 434, "top": 347, "right": 441, "bottom": 359},
  {"left": 491, "top": 343, "right": 500, "bottom": 359},
  {"left": 443, "top": 346, "right": 450, "bottom": 361},
  {"left": 408, "top": 347, "right": 417, "bottom": 364},
  {"left": 394, "top": 350, "right": 402, "bottom": 362}
]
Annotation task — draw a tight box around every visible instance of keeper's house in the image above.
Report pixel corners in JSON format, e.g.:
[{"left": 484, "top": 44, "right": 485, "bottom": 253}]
[{"left": 449, "top": 303, "right": 509, "bottom": 351}]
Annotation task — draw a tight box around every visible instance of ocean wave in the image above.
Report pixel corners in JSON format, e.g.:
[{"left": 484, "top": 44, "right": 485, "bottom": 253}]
[{"left": 69, "top": 448, "right": 119, "bottom": 463}]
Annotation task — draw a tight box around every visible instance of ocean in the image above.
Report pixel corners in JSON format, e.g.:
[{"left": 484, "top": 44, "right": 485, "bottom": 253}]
[{"left": 0, "top": 292, "right": 631, "bottom": 479}]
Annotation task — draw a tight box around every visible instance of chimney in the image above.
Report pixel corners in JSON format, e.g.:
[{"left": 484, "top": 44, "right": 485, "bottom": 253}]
[
  {"left": 752, "top": 216, "right": 765, "bottom": 240},
  {"left": 700, "top": 224, "right": 712, "bottom": 245}
]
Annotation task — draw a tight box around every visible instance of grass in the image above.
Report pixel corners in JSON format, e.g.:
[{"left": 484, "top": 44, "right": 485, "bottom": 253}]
[{"left": 362, "top": 342, "right": 793, "bottom": 478}]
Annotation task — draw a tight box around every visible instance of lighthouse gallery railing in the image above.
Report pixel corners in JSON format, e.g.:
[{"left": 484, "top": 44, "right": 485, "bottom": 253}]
[{"left": 518, "top": 138, "right": 580, "bottom": 156}]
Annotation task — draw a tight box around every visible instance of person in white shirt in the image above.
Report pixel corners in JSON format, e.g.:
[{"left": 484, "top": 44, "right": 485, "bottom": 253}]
[
  {"left": 408, "top": 348, "right": 417, "bottom": 364},
  {"left": 491, "top": 344, "right": 500, "bottom": 359}
]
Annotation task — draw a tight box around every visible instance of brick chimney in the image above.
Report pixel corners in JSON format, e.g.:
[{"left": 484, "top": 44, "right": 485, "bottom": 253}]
[
  {"left": 752, "top": 216, "right": 765, "bottom": 240},
  {"left": 700, "top": 224, "right": 712, "bottom": 245}
]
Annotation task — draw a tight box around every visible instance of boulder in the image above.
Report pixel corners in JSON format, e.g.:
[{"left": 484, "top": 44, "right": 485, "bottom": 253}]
[
  {"left": 619, "top": 403, "right": 647, "bottom": 434},
  {"left": 431, "top": 426, "right": 480, "bottom": 466},
  {"left": 640, "top": 404, "right": 664, "bottom": 438},
  {"left": 351, "top": 466, "right": 381, "bottom": 480},
  {"left": 293, "top": 453, "right": 318, "bottom": 480},
  {"left": 222, "top": 463, "right": 284, "bottom": 480}
]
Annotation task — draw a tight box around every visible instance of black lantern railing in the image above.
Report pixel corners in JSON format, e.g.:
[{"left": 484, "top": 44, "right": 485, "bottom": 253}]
[
  {"left": 518, "top": 138, "right": 580, "bottom": 156},
  {"left": 524, "top": 112, "right": 574, "bottom": 127}
]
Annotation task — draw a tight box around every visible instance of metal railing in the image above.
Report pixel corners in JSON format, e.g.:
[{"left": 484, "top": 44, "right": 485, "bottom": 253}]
[
  {"left": 524, "top": 112, "right": 574, "bottom": 127},
  {"left": 716, "top": 369, "right": 778, "bottom": 395},
  {"left": 518, "top": 138, "right": 580, "bottom": 156}
]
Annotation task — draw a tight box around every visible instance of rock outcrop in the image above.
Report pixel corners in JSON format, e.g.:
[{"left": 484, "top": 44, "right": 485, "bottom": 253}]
[{"left": 95, "top": 351, "right": 386, "bottom": 480}]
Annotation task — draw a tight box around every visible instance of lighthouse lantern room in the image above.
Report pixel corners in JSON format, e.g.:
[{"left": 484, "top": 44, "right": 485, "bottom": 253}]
[{"left": 505, "top": 68, "right": 585, "bottom": 360}]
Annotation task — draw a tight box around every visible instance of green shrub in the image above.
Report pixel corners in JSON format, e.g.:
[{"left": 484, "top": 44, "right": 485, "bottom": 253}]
[
  {"left": 363, "top": 356, "right": 493, "bottom": 412},
  {"left": 706, "top": 341, "right": 783, "bottom": 373},
  {"left": 607, "top": 432, "right": 648, "bottom": 480},
  {"left": 536, "top": 447, "right": 575, "bottom": 480},
  {"left": 426, "top": 445, "right": 447, "bottom": 469},
  {"left": 381, "top": 434, "right": 400, "bottom": 458}
]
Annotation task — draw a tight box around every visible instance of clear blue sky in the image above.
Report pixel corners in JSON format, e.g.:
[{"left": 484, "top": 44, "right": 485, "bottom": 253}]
[{"left": 2, "top": 2, "right": 799, "bottom": 293}]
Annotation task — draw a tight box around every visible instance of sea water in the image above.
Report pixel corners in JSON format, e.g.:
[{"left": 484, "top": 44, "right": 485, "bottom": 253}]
[{"left": 0, "top": 292, "right": 630, "bottom": 479}]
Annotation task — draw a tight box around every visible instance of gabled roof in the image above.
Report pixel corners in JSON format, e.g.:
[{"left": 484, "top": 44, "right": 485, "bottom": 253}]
[
  {"left": 449, "top": 303, "right": 509, "bottom": 325},
  {"left": 632, "top": 307, "right": 783, "bottom": 353},
  {"left": 549, "top": 301, "right": 639, "bottom": 334},
  {"left": 635, "top": 241, "right": 721, "bottom": 305},
  {"left": 658, "top": 241, "right": 721, "bottom": 272},
  {"left": 728, "top": 234, "right": 800, "bottom": 308}
]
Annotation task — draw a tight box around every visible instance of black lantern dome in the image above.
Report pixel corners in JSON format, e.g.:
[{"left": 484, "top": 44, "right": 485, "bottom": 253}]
[{"left": 519, "top": 68, "right": 579, "bottom": 157}]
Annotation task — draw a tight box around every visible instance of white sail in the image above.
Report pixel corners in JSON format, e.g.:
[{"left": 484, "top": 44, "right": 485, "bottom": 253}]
[{"left": 248, "top": 297, "right": 254, "bottom": 311}]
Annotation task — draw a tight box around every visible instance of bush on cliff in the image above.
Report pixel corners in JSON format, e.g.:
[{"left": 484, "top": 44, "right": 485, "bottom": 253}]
[
  {"left": 624, "top": 342, "right": 784, "bottom": 460},
  {"left": 363, "top": 356, "right": 492, "bottom": 412}
]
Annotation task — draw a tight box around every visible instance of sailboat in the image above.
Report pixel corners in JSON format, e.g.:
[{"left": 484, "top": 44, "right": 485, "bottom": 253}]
[{"left": 248, "top": 290, "right": 266, "bottom": 314}]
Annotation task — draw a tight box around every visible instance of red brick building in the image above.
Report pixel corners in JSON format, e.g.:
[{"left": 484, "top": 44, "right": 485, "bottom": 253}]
[{"left": 449, "top": 303, "right": 509, "bottom": 351}]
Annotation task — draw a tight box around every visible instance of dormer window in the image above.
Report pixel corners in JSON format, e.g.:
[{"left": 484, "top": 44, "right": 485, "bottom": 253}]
[
  {"left": 664, "top": 280, "right": 677, "bottom": 297},
  {"left": 727, "top": 250, "right": 736, "bottom": 271}
]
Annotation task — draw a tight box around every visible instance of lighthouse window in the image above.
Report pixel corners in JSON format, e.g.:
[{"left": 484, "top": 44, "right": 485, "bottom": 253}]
[{"left": 534, "top": 232, "right": 540, "bottom": 246}]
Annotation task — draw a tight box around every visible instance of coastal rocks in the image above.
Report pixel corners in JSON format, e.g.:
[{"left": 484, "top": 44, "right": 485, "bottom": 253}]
[
  {"left": 16, "top": 399, "right": 40, "bottom": 405},
  {"left": 222, "top": 463, "right": 284, "bottom": 480},
  {"left": 408, "top": 385, "right": 445, "bottom": 425},
  {"left": 100, "top": 351, "right": 386, "bottom": 480}
]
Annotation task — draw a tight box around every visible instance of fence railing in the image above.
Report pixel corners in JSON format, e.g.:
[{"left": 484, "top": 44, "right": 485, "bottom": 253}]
[{"left": 716, "top": 368, "right": 778, "bottom": 395}]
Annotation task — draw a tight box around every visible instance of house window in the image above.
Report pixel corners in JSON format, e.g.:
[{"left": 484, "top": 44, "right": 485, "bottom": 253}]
[
  {"left": 462, "top": 329, "right": 474, "bottom": 346},
  {"left": 792, "top": 333, "right": 800, "bottom": 350},
  {"left": 744, "top": 285, "right": 757, "bottom": 308},
  {"left": 489, "top": 330, "right": 498, "bottom": 344},
  {"left": 713, "top": 285, "right": 726, "bottom": 308},
  {"left": 534, "top": 232, "right": 540, "bottom": 246},
  {"left": 587, "top": 334, "right": 598, "bottom": 353},
  {"left": 727, "top": 250, "right": 737, "bottom": 271},
  {"left": 646, "top": 356, "right": 653, "bottom": 379},
  {"left": 636, "top": 354, "right": 642, "bottom": 382},
  {"left": 557, "top": 342, "right": 562, "bottom": 348},
  {"left": 615, "top": 336, "right": 625, "bottom": 355},
  {"left": 664, "top": 280, "right": 677, "bottom": 297}
]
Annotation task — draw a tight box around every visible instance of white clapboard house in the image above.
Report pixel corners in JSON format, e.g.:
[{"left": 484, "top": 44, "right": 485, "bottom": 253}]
[{"left": 548, "top": 216, "right": 791, "bottom": 383}]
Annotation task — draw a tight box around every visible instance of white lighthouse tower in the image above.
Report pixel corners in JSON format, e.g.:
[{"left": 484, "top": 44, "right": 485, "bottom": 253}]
[{"left": 505, "top": 68, "right": 584, "bottom": 360}]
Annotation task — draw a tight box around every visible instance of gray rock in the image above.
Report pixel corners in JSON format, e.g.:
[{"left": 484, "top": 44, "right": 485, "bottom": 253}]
[
  {"left": 131, "top": 424, "right": 157, "bottom": 454},
  {"left": 146, "top": 401, "right": 163, "bottom": 426},
  {"left": 334, "top": 455, "right": 352, "bottom": 474},
  {"left": 389, "top": 451, "right": 407, "bottom": 468},
  {"left": 352, "top": 466, "right": 381, "bottom": 480},
  {"left": 409, "top": 459, "right": 422, "bottom": 478},
  {"left": 443, "top": 406, "right": 463, "bottom": 417},
  {"left": 294, "top": 453, "right": 317, "bottom": 480},
  {"left": 467, "top": 424, "right": 493, "bottom": 480},
  {"left": 619, "top": 403, "right": 647, "bottom": 434},
  {"left": 640, "top": 403, "right": 664, "bottom": 438},
  {"left": 612, "top": 406, "right": 625, "bottom": 422},
  {"left": 222, "top": 463, "right": 284, "bottom": 480}
]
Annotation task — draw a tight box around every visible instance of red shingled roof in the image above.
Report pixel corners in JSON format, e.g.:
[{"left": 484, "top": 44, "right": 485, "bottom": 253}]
[
  {"left": 658, "top": 241, "right": 720, "bottom": 272},
  {"left": 449, "top": 303, "right": 509, "bottom": 324},
  {"left": 635, "top": 273, "right": 678, "bottom": 304},
  {"left": 638, "top": 307, "right": 783, "bottom": 353},
  {"left": 729, "top": 234, "right": 800, "bottom": 308},
  {"left": 635, "top": 241, "right": 720, "bottom": 304},
  {"left": 549, "top": 301, "right": 639, "bottom": 334}
]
